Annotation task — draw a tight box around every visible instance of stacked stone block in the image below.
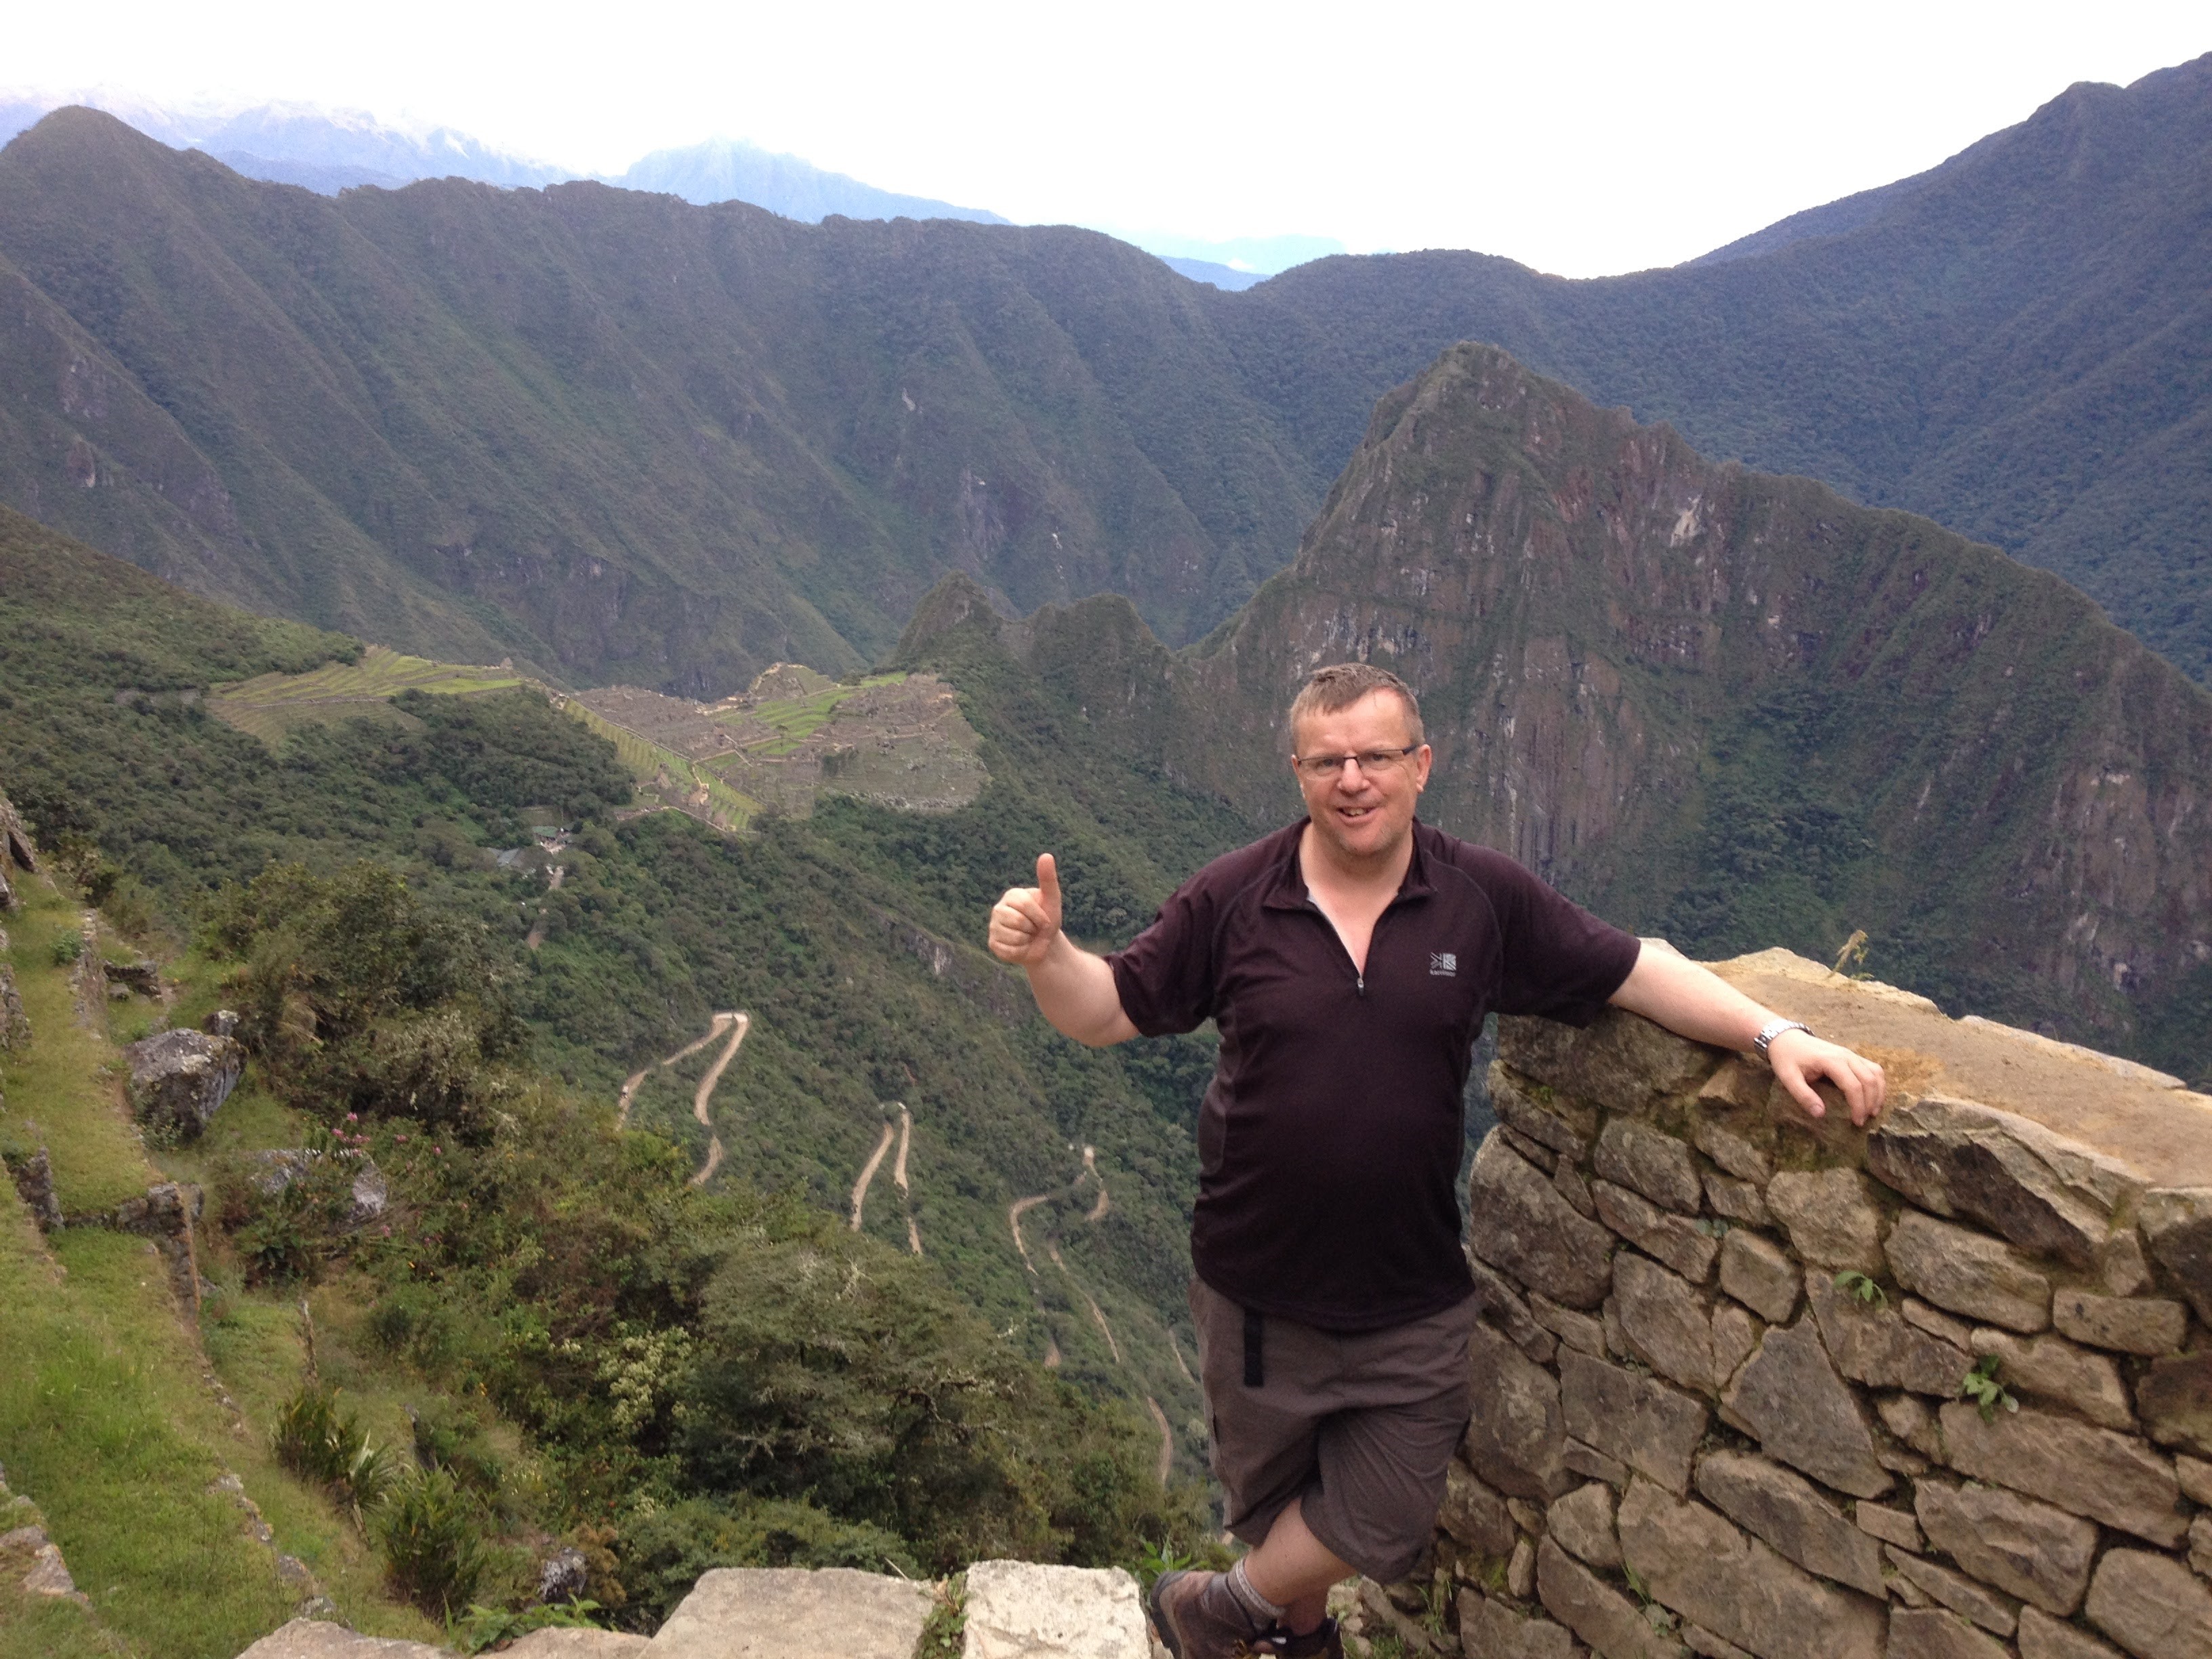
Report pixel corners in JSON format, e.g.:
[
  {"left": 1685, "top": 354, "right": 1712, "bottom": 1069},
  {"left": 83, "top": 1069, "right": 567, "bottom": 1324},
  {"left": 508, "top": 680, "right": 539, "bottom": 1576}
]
[{"left": 1437, "top": 974, "right": 2211, "bottom": 1659}]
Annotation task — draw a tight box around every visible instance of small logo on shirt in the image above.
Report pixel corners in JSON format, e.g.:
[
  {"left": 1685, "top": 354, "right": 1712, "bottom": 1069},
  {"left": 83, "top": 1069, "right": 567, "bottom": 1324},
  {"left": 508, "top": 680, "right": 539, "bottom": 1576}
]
[{"left": 1429, "top": 951, "right": 1458, "bottom": 977}]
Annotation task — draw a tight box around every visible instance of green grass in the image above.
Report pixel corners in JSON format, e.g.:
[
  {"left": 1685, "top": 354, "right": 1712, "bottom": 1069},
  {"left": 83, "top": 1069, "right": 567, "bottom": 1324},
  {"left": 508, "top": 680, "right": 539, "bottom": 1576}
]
[
  {"left": 209, "top": 646, "right": 528, "bottom": 744},
  {"left": 0, "top": 882, "right": 152, "bottom": 1216},
  {"left": 722, "top": 674, "right": 905, "bottom": 754},
  {"left": 0, "top": 877, "right": 448, "bottom": 1656}
]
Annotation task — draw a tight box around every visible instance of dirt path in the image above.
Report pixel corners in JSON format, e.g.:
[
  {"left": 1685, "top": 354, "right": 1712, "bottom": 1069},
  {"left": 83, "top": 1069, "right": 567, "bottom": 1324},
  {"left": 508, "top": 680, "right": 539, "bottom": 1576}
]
[
  {"left": 684, "top": 1013, "right": 750, "bottom": 1188},
  {"left": 616, "top": 1010, "right": 742, "bottom": 1130},
  {"left": 893, "top": 1105, "right": 920, "bottom": 1256},
  {"left": 849, "top": 1120, "right": 897, "bottom": 1231},
  {"left": 1080, "top": 1144, "right": 1109, "bottom": 1223},
  {"left": 612, "top": 1010, "right": 750, "bottom": 1187},
  {"left": 1046, "top": 1240, "right": 1122, "bottom": 1364},
  {"left": 1008, "top": 1150, "right": 1174, "bottom": 1481},
  {"left": 1145, "top": 1397, "right": 1175, "bottom": 1486},
  {"left": 1168, "top": 1333, "right": 1195, "bottom": 1387},
  {"left": 523, "top": 865, "right": 566, "bottom": 951}
]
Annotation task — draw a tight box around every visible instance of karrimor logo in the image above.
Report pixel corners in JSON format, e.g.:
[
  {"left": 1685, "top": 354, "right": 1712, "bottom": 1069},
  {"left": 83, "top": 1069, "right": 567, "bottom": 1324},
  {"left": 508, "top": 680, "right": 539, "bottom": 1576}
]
[{"left": 1429, "top": 951, "right": 1457, "bottom": 977}]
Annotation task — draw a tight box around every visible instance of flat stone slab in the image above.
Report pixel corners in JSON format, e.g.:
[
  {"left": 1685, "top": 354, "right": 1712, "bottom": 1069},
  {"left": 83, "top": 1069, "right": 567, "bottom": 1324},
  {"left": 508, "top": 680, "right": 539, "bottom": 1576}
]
[
  {"left": 962, "top": 1560, "right": 1149, "bottom": 1659},
  {"left": 1708, "top": 952, "right": 2212, "bottom": 1191},
  {"left": 501, "top": 1631, "right": 651, "bottom": 1657},
  {"left": 234, "top": 1621, "right": 451, "bottom": 1658},
  {"left": 651, "top": 1567, "right": 935, "bottom": 1659}
]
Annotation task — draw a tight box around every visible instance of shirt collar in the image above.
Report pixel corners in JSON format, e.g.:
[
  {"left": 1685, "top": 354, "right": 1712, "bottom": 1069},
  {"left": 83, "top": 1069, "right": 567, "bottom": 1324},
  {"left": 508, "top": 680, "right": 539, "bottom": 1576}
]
[{"left": 1261, "top": 818, "right": 1437, "bottom": 909}]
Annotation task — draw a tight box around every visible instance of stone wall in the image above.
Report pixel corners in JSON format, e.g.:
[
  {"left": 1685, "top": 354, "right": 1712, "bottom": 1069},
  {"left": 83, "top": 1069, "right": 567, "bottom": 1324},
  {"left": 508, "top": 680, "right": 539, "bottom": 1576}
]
[{"left": 1433, "top": 951, "right": 2212, "bottom": 1659}]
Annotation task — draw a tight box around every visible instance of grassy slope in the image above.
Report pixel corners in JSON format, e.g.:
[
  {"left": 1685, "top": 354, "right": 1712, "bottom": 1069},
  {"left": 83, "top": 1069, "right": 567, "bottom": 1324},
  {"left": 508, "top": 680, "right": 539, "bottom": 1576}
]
[{"left": 0, "top": 877, "right": 446, "bottom": 1658}]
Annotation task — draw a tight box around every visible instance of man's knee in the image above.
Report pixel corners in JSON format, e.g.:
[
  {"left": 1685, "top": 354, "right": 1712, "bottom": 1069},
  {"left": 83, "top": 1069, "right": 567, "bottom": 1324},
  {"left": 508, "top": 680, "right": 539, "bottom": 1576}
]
[{"left": 1301, "top": 1486, "right": 1437, "bottom": 1584}]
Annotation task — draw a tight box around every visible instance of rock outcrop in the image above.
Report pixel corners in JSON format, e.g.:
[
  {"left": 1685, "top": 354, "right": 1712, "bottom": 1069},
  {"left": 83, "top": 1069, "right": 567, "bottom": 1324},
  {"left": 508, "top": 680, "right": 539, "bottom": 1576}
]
[
  {"left": 1437, "top": 949, "right": 2209, "bottom": 1659},
  {"left": 121, "top": 1027, "right": 244, "bottom": 1141}
]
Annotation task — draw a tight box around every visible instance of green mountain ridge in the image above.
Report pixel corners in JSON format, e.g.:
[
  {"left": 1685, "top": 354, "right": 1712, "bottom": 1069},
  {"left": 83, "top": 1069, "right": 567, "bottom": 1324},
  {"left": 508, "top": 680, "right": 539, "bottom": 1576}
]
[{"left": 3, "top": 56, "right": 2209, "bottom": 695}]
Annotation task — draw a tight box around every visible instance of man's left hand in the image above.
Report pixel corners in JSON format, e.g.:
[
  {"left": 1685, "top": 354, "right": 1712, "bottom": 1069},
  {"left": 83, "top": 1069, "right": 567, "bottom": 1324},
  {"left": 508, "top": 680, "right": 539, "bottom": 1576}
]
[{"left": 1767, "top": 1028, "right": 1887, "bottom": 1126}]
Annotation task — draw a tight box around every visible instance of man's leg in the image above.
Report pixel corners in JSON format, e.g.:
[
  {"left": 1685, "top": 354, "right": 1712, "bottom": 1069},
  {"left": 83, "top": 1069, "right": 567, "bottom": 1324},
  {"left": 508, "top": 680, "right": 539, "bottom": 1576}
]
[{"left": 1242, "top": 1496, "right": 1351, "bottom": 1636}]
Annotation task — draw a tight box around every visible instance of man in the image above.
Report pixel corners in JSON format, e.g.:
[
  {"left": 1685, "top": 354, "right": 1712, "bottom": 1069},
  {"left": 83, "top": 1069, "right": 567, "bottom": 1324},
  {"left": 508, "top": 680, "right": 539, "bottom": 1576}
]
[{"left": 987, "top": 663, "right": 1885, "bottom": 1659}]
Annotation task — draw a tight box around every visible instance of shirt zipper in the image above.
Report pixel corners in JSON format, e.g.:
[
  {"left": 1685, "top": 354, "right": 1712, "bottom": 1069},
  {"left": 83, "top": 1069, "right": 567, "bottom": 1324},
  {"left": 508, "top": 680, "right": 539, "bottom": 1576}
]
[{"left": 1307, "top": 895, "right": 1411, "bottom": 998}]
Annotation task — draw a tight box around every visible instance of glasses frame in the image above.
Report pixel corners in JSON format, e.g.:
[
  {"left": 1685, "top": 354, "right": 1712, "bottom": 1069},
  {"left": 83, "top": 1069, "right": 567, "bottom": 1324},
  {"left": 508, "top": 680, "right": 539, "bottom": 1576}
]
[{"left": 1290, "top": 743, "right": 1422, "bottom": 780}]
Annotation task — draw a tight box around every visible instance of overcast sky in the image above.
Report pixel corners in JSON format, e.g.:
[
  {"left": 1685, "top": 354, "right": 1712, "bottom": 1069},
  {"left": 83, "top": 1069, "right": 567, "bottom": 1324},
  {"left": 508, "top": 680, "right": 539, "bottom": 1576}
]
[{"left": 9, "top": 0, "right": 2206, "bottom": 276}]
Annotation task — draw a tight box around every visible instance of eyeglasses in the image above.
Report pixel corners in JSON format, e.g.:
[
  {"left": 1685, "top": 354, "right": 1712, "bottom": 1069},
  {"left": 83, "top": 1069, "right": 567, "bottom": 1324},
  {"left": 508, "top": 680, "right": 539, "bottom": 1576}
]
[{"left": 1291, "top": 745, "right": 1420, "bottom": 779}]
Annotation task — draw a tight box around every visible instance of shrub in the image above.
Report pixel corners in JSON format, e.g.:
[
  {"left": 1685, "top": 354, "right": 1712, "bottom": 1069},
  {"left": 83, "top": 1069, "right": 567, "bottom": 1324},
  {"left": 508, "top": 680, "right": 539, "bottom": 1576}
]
[
  {"left": 374, "top": 1467, "right": 489, "bottom": 1618},
  {"left": 409, "top": 1400, "right": 506, "bottom": 1504},
  {"left": 272, "top": 1381, "right": 400, "bottom": 1522},
  {"left": 611, "top": 1494, "right": 915, "bottom": 1626}
]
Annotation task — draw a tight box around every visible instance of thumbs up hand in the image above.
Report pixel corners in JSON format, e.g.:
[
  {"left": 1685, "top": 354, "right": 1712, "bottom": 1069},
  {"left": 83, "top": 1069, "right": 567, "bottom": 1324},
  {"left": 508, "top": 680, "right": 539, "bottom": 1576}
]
[{"left": 989, "top": 853, "right": 1065, "bottom": 968}]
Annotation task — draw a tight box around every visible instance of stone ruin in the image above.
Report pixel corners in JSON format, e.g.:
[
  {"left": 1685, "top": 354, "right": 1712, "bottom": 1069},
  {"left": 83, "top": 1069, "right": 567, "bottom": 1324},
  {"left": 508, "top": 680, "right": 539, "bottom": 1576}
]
[
  {"left": 1431, "top": 949, "right": 2211, "bottom": 1659},
  {"left": 121, "top": 1026, "right": 246, "bottom": 1141}
]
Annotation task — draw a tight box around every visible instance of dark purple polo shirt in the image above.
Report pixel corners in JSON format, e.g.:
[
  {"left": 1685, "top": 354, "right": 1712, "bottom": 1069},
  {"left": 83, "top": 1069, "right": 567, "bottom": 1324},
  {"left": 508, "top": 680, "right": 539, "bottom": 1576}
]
[{"left": 1107, "top": 818, "right": 1640, "bottom": 1332}]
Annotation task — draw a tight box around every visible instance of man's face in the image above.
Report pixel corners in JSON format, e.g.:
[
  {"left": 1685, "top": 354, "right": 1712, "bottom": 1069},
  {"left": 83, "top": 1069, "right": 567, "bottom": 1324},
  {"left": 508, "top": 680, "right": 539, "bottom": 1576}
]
[{"left": 1290, "top": 689, "right": 1433, "bottom": 868}]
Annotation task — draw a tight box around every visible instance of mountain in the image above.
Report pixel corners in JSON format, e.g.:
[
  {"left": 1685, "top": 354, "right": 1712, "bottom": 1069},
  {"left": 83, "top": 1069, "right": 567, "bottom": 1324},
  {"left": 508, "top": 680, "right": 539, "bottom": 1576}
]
[
  {"left": 0, "top": 108, "right": 1325, "bottom": 688},
  {"left": 615, "top": 136, "right": 1006, "bottom": 223},
  {"left": 2, "top": 56, "right": 2207, "bottom": 698},
  {"left": 1237, "top": 54, "right": 2212, "bottom": 682},
  {"left": 0, "top": 92, "right": 573, "bottom": 186},
  {"left": 957, "top": 344, "right": 2212, "bottom": 1079},
  {"left": 1155, "top": 256, "right": 1268, "bottom": 291}
]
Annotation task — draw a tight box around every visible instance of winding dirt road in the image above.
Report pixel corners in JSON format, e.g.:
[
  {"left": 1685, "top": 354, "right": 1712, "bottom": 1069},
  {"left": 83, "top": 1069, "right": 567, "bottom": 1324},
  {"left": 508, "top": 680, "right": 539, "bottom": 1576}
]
[
  {"left": 1007, "top": 1145, "right": 1174, "bottom": 1479},
  {"left": 613, "top": 1010, "right": 750, "bottom": 1187},
  {"left": 894, "top": 1105, "right": 920, "bottom": 1256},
  {"left": 850, "top": 1121, "right": 897, "bottom": 1230}
]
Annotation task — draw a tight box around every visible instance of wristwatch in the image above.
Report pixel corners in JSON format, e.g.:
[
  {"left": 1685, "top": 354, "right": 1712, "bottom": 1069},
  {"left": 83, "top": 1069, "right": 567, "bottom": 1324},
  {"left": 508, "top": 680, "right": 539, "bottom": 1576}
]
[{"left": 1753, "top": 1019, "right": 1811, "bottom": 1059}]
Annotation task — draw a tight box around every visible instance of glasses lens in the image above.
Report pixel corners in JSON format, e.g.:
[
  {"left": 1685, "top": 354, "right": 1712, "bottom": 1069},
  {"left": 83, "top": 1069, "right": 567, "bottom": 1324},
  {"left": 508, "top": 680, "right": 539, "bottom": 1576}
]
[{"left": 1298, "top": 748, "right": 1406, "bottom": 777}]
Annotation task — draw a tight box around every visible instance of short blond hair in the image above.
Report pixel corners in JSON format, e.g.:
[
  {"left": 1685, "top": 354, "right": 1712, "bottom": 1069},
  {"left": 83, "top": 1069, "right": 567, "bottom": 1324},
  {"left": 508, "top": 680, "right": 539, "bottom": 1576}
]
[{"left": 1286, "top": 663, "right": 1424, "bottom": 750}]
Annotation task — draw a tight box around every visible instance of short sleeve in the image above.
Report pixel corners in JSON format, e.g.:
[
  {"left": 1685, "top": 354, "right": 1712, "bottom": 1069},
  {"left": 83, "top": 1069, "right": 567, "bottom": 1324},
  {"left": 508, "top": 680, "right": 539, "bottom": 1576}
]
[
  {"left": 1477, "top": 853, "right": 1641, "bottom": 1025},
  {"left": 1105, "top": 875, "right": 1221, "bottom": 1037}
]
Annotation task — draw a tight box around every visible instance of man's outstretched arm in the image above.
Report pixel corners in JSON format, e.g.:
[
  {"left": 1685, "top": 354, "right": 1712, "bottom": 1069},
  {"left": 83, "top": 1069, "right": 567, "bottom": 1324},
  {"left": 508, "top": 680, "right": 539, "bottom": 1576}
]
[
  {"left": 1609, "top": 940, "right": 1887, "bottom": 1125},
  {"left": 988, "top": 853, "right": 1141, "bottom": 1047}
]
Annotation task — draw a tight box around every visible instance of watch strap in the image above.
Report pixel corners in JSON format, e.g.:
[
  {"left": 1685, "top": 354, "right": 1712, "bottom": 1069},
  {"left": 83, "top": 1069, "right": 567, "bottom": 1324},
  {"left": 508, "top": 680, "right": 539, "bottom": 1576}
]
[
  {"left": 1754, "top": 1019, "right": 1811, "bottom": 1058},
  {"left": 1752, "top": 1021, "right": 1805, "bottom": 1057}
]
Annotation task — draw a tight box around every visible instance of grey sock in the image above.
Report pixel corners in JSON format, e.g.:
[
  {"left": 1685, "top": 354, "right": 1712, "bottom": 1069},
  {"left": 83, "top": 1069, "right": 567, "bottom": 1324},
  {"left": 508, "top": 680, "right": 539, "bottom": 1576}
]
[{"left": 1225, "top": 1558, "right": 1287, "bottom": 1628}]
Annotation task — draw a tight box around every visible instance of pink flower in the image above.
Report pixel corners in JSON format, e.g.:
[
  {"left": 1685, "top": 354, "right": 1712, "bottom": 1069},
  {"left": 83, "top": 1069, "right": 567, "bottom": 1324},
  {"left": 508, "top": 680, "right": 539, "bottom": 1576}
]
[
  {"left": 346, "top": 1113, "right": 359, "bottom": 1122},
  {"left": 395, "top": 1134, "right": 409, "bottom": 1144}
]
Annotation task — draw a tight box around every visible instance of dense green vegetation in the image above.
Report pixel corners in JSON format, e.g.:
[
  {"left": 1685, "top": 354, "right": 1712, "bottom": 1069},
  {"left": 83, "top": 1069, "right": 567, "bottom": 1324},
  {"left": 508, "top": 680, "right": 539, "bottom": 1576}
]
[
  {"left": 3, "top": 507, "right": 1249, "bottom": 1641},
  {"left": 5, "top": 59, "right": 2207, "bottom": 692}
]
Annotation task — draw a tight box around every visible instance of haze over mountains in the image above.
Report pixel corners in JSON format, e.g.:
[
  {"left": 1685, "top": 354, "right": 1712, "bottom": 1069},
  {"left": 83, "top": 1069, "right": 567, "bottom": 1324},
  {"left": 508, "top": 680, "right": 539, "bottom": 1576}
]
[{"left": 0, "top": 91, "right": 1305, "bottom": 283}]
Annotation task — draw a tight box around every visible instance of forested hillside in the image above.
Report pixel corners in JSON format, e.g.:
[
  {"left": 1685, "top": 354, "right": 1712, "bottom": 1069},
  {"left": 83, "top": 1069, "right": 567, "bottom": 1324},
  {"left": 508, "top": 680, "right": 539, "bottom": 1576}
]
[
  {"left": 0, "top": 501, "right": 1263, "bottom": 1532},
  {"left": 0, "top": 110, "right": 1325, "bottom": 687},
  {"left": 3, "top": 55, "right": 2207, "bottom": 694}
]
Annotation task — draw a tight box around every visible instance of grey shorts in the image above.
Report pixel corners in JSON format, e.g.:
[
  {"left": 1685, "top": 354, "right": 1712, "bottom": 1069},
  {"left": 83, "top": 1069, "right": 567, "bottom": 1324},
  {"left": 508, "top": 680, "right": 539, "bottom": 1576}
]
[{"left": 1188, "top": 1275, "right": 1478, "bottom": 1583}]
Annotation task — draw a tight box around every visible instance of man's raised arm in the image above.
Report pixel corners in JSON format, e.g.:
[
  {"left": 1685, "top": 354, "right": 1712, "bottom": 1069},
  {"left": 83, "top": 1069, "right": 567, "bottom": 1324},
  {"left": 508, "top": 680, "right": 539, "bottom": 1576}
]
[
  {"left": 988, "top": 853, "right": 1141, "bottom": 1047},
  {"left": 1608, "top": 940, "right": 1887, "bottom": 1125}
]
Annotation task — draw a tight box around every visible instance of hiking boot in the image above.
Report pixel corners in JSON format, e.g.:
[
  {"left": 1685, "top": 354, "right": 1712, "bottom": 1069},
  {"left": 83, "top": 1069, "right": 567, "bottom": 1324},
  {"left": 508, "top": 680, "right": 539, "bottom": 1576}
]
[
  {"left": 1148, "top": 1569, "right": 1281, "bottom": 1659},
  {"left": 1277, "top": 1618, "right": 1342, "bottom": 1659}
]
